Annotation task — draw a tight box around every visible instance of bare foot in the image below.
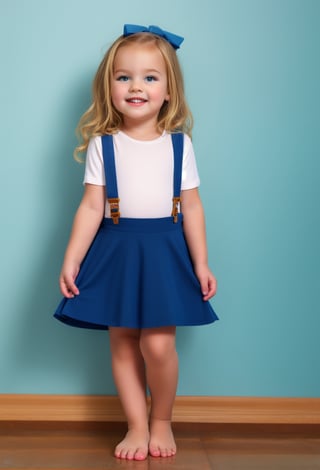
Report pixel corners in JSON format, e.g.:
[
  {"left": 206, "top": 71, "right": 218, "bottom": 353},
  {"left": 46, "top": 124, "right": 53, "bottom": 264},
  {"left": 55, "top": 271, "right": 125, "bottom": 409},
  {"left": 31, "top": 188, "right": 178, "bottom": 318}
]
[
  {"left": 114, "top": 428, "right": 149, "bottom": 460},
  {"left": 149, "top": 419, "right": 176, "bottom": 458}
]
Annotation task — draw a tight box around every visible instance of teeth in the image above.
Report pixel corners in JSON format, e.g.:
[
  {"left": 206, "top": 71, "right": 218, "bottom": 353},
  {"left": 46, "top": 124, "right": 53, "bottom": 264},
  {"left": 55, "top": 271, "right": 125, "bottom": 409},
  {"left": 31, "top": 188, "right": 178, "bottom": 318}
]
[{"left": 128, "top": 99, "right": 145, "bottom": 103}]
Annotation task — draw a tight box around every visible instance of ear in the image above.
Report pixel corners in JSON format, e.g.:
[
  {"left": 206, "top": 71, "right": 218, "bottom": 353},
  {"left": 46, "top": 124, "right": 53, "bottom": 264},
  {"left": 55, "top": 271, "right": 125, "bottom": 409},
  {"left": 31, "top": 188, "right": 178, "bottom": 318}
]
[{"left": 165, "top": 92, "right": 170, "bottom": 101}]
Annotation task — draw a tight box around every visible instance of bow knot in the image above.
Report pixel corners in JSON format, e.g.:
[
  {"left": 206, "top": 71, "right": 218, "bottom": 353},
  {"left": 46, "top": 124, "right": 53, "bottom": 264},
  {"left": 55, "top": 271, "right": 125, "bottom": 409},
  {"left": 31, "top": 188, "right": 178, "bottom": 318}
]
[{"left": 123, "top": 24, "right": 184, "bottom": 50}]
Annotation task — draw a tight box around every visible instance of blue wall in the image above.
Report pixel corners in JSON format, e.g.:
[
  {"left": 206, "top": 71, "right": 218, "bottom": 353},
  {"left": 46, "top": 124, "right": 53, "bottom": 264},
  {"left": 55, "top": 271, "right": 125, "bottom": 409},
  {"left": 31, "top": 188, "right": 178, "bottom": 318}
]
[{"left": 1, "top": 0, "right": 319, "bottom": 396}]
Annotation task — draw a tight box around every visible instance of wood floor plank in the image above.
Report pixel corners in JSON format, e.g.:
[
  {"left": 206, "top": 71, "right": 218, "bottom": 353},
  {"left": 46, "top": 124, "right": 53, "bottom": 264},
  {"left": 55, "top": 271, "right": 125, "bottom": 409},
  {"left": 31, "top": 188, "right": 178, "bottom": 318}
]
[
  {"left": 0, "top": 428, "right": 211, "bottom": 469},
  {"left": 1, "top": 423, "right": 320, "bottom": 469},
  {"left": 204, "top": 436, "right": 320, "bottom": 470}
]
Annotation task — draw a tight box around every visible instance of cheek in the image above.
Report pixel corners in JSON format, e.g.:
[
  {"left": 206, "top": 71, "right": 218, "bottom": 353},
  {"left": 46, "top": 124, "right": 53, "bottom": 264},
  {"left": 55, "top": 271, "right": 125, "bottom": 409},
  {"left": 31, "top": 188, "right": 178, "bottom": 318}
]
[
  {"left": 161, "top": 82, "right": 170, "bottom": 102},
  {"left": 152, "top": 85, "right": 170, "bottom": 102},
  {"left": 110, "top": 85, "right": 123, "bottom": 107}
]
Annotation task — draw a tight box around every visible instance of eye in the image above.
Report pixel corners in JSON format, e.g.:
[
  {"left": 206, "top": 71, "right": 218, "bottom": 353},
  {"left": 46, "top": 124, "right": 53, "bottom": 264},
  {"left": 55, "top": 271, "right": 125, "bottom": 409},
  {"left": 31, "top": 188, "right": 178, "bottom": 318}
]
[
  {"left": 116, "top": 75, "right": 130, "bottom": 82},
  {"left": 145, "top": 75, "right": 157, "bottom": 82}
]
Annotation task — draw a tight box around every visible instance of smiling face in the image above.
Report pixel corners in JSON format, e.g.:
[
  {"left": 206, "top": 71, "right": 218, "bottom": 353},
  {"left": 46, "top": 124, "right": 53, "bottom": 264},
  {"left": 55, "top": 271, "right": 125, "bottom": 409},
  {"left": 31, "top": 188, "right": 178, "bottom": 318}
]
[{"left": 111, "top": 43, "right": 170, "bottom": 134}]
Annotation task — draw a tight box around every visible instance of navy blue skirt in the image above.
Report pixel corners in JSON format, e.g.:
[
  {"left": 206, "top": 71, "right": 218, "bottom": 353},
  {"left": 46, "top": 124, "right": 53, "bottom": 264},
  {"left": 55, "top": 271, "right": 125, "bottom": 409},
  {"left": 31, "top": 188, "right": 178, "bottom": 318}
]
[{"left": 54, "top": 215, "right": 218, "bottom": 330}]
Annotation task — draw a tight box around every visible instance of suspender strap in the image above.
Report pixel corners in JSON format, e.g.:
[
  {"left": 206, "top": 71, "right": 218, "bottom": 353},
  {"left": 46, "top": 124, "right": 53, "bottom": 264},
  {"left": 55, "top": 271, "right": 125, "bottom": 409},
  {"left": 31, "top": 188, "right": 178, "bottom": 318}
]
[
  {"left": 171, "top": 133, "right": 184, "bottom": 222},
  {"left": 101, "top": 134, "right": 120, "bottom": 224},
  {"left": 101, "top": 132, "right": 184, "bottom": 224}
]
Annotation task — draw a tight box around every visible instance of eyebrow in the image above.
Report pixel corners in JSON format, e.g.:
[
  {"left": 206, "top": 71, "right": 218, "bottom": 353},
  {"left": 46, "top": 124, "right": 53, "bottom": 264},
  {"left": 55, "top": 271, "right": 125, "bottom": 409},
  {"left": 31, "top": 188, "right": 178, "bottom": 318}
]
[{"left": 113, "top": 68, "right": 162, "bottom": 74}]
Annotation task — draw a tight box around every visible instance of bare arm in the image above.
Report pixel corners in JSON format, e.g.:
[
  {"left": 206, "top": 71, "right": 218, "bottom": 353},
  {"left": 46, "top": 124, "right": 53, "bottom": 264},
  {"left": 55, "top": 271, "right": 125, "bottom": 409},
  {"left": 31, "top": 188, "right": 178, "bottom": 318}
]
[
  {"left": 59, "top": 183, "right": 105, "bottom": 298},
  {"left": 180, "top": 188, "right": 217, "bottom": 301}
]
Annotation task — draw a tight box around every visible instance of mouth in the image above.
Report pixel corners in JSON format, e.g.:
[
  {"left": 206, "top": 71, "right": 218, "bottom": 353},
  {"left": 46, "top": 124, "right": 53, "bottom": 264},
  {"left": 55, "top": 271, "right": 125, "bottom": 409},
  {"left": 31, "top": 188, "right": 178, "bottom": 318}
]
[{"left": 126, "top": 98, "right": 147, "bottom": 104}]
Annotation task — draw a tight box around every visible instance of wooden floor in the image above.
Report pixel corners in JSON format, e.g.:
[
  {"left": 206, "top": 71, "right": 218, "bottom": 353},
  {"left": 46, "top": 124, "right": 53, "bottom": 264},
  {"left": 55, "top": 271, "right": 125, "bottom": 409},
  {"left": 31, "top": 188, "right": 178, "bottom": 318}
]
[{"left": 0, "top": 422, "right": 320, "bottom": 469}]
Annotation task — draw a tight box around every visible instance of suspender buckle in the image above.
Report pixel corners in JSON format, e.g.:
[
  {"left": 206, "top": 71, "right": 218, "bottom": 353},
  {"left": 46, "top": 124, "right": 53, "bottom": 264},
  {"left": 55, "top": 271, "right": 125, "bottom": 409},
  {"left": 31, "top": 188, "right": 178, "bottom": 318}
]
[
  {"left": 108, "top": 197, "right": 120, "bottom": 224},
  {"left": 171, "top": 196, "right": 180, "bottom": 223}
]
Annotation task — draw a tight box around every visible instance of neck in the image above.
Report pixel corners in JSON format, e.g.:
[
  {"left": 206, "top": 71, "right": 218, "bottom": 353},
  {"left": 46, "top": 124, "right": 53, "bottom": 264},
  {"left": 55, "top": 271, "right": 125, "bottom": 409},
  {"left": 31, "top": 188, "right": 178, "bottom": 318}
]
[{"left": 120, "top": 119, "right": 162, "bottom": 141}]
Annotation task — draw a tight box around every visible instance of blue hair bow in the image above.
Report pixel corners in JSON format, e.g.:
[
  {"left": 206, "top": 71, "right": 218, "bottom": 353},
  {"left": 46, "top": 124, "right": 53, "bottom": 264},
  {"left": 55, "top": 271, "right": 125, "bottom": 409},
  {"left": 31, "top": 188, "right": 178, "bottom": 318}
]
[{"left": 123, "top": 24, "right": 184, "bottom": 50}]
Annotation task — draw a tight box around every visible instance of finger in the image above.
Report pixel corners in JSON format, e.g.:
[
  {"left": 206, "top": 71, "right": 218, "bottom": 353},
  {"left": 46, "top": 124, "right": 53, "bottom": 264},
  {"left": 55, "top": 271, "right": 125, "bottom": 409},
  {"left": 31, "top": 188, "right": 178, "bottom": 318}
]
[
  {"left": 205, "top": 277, "right": 217, "bottom": 300},
  {"left": 199, "top": 277, "right": 209, "bottom": 297},
  {"left": 60, "top": 278, "right": 79, "bottom": 298},
  {"left": 60, "top": 282, "right": 73, "bottom": 298}
]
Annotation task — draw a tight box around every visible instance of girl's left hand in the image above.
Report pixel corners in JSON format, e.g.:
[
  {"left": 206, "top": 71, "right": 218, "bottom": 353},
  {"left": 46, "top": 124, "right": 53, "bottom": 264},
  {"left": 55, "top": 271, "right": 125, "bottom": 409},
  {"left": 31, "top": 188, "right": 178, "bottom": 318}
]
[{"left": 194, "top": 265, "right": 217, "bottom": 301}]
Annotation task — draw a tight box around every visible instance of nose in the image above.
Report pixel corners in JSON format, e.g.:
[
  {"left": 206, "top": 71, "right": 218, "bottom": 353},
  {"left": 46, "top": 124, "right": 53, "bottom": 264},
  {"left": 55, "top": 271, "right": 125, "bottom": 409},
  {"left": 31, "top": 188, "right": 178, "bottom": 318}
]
[{"left": 129, "top": 78, "right": 143, "bottom": 92}]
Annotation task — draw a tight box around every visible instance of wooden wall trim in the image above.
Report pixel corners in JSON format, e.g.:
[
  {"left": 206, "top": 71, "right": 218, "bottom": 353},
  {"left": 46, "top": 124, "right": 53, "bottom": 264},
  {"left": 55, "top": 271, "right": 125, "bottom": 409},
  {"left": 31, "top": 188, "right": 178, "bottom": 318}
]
[{"left": 1, "top": 395, "right": 319, "bottom": 424}]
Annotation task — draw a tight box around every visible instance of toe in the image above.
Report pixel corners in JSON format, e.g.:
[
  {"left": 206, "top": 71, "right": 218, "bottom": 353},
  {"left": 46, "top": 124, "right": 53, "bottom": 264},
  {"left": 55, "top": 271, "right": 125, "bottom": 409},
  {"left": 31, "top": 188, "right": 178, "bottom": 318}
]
[
  {"left": 125, "top": 448, "right": 135, "bottom": 460},
  {"left": 149, "top": 446, "right": 161, "bottom": 457},
  {"left": 114, "top": 446, "right": 122, "bottom": 459},
  {"left": 160, "top": 447, "right": 168, "bottom": 458},
  {"left": 134, "top": 448, "right": 148, "bottom": 461}
]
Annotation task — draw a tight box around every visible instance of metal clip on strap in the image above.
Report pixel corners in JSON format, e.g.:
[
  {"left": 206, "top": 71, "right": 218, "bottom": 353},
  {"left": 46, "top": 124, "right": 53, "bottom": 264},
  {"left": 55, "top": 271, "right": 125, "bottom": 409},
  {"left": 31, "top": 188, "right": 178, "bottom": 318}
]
[
  {"left": 108, "top": 197, "right": 120, "bottom": 224},
  {"left": 171, "top": 196, "right": 180, "bottom": 223}
]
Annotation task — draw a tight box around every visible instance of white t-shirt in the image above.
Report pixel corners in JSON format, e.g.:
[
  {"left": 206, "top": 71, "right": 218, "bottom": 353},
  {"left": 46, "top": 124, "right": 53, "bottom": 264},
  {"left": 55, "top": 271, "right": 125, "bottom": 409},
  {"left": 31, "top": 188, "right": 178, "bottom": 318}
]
[{"left": 84, "top": 131, "right": 200, "bottom": 218}]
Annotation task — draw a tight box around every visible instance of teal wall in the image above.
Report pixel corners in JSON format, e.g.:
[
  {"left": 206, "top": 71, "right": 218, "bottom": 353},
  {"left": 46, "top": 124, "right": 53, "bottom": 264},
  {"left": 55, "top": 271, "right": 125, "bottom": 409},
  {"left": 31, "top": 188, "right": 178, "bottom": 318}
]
[{"left": 1, "top": 0, "right": 319, "bottom": 397}]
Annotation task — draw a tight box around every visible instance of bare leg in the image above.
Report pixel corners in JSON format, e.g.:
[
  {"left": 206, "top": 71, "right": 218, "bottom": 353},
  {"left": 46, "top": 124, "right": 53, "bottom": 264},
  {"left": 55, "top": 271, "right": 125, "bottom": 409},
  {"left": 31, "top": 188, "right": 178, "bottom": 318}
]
[
  {"left": 140, "top": 327, "right": 178, "bottom": 458},
  {"left": 109, "top": 327, "right": 149, "bottom": 460}
]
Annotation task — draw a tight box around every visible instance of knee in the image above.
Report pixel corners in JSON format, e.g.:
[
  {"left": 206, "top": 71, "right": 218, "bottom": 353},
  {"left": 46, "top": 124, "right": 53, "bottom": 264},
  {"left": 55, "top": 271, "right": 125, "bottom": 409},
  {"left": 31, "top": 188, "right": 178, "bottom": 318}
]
[
  {"left": 109, "top": 328, "right": 140, "bottom": 360},
  {"left": 140, "top": 330, "right": 177, "bottom": 365}
]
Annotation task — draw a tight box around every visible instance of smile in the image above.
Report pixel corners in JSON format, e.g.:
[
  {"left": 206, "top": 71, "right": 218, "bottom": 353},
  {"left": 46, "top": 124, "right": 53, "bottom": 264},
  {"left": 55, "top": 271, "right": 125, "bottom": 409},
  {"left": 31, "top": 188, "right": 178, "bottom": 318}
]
[{"left": 126, "top": 98, "right": 147, "bottom": 104}]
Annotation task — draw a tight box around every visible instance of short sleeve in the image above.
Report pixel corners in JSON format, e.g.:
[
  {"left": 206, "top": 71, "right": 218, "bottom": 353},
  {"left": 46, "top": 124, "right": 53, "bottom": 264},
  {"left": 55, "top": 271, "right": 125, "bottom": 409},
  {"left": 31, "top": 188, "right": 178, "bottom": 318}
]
[
  {"left": 181, "top": 134, "right": 200, "bottom": 190},
  {"left": 83, "top": 136, "right": 106, "bottom": 185}
]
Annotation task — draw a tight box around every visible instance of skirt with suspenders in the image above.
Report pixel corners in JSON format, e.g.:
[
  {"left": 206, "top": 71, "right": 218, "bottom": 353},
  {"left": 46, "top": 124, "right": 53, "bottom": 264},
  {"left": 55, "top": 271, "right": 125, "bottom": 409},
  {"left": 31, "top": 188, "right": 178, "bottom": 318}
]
[{"left": 54, "top": 133, "right": 218, "bottom": 330}]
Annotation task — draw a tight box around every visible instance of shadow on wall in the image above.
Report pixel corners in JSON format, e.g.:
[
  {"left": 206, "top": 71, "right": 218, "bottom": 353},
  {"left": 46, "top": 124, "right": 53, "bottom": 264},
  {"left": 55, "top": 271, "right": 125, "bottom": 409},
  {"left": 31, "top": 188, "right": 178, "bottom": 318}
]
[{"left": 11, "top": 72, "right": 115, "bottom": 395}]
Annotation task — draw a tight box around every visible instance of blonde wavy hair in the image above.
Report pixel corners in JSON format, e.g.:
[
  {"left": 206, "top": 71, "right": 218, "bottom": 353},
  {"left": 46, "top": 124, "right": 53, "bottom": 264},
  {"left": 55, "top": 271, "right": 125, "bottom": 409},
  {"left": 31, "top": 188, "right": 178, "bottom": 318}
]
[{"left": 74, "top": 31, "right": 193, "bottom": 161}]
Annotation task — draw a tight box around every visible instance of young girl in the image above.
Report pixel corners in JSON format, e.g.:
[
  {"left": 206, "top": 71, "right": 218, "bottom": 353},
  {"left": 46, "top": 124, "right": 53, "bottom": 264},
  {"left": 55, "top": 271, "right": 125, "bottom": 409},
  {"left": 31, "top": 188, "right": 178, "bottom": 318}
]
[{"left": 54, "top": 24, "right": 218, "bottom": 461}]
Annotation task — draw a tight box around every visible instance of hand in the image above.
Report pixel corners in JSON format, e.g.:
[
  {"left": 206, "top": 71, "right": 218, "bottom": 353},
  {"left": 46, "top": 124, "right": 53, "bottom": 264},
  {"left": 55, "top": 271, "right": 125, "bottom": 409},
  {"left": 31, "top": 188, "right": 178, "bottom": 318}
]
[
  {"left": 194, "top": 264, "right": 217, "bottom": 301},
  {"left": 59, "top": 262, "right": 80, "bottom": 298}
]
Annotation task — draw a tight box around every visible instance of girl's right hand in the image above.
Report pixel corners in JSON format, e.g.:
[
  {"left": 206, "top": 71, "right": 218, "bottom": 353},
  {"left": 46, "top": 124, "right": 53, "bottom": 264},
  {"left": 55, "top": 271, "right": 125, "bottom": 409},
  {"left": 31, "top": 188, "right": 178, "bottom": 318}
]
[
  {"left": 59, "top": 263, "right": 80, "bottom": 298},
  {"left": 57, "top": 184, "right": 105, "bottom": 299}
]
